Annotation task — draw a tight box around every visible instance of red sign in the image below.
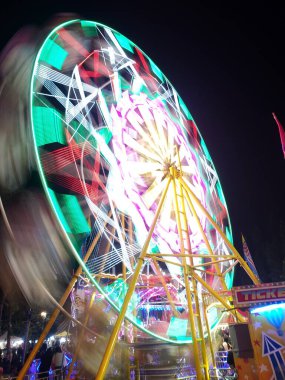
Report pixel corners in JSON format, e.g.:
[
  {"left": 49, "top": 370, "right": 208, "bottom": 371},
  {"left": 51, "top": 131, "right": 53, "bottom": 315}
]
[{"left": 232, "top": 282, "right": 285, "bottom": 308}]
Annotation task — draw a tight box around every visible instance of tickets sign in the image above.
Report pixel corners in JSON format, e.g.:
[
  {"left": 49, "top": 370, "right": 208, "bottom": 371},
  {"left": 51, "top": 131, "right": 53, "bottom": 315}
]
[{"left": 232, "top": 281, "right": 285, "bottom": 308}]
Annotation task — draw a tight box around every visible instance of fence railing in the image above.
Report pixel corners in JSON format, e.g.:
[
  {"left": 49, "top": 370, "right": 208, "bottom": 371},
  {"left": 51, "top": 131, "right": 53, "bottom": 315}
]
[{"left": 1, "top": 351, "right": 239, "bottom": 380}]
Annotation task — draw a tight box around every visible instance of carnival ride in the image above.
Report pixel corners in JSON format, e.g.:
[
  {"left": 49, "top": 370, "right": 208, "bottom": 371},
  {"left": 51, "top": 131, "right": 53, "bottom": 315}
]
[{"left": 0, "top": 18, "right": 261, "bottom": 379}]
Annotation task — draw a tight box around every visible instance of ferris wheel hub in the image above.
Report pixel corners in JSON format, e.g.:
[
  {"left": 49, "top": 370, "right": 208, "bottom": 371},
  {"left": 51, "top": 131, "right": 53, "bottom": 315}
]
[{"left": 169, "top": 165, "right": 181, "bottom": 179}]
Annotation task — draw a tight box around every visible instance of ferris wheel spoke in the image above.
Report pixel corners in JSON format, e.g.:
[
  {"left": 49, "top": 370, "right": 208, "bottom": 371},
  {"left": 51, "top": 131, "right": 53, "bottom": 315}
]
[
  {"left": 152, "top": 108, "right": 170, "bottom": 157},
  {"left": 137, "top": 105, "right": 160, "bottom": 140},
  {"left": 141, "top": 178, "right": 166, "bottom": 209},
  {"left": 159, "top": 192, "right": 175, "bottom": 233},
  {"left": 125, "top": 161, "right": 161, "bottom": 175},
  {"left": 36, "top": 75, "right": 92, "bottom": 132},
  {"left": 126, "top": 109, "right": 163, "bottom": 156},
  {"left": 167, "top": 122, "right": 176, "bottom": 158},
  {"left": 181, "top": 165, "right": 196, "bottom": 176},
  {"left": 110, "top": 71, "right": 121, "bottom": 102},
  {"left": 123, "top": 132, "right": 161, "bottom": 162},
  {"left": 37, "top": 64, "right": 97, "bottom": 94},
  {"left": 97, "top": 88, "right": 112, "bottom": 127}
]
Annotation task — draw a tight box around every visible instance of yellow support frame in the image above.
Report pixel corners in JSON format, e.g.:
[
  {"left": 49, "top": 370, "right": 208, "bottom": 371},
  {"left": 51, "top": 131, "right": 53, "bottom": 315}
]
[
  {"left": 179, "top": 177, "right": 260, "bottom": 285},
  {"left": 17, "top": 212, "right": 112, "bottom": 380},
  {"left": 17, "top": 158, "right": 262, "bottom": 380},
  {"left": 171, "top": 166, "right": 206, "bottom": 379},
  {"left": 94, "top": 163, "right": 262, "bottom": 379},
  {"left": 95, "top": 176, "right": 172, "bottom": 379}
]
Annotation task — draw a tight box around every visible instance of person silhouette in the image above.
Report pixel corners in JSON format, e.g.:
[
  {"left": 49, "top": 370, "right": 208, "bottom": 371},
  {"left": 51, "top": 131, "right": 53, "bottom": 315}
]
[
  {"left": 39, "top": 344, "right": 53, "bottom": 379},
  {"left": 51, "top": 345, "right": 67, "bottom": 380}
]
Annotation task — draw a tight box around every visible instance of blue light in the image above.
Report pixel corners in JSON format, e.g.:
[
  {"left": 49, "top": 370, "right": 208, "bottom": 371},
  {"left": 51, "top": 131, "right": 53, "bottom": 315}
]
[{"left": 250, "top": 302, "right": 285, "bottom": 314}]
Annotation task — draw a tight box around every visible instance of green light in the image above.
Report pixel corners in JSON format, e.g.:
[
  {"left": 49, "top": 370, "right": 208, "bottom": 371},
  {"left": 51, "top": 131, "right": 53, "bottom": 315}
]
[
  {"left": 207, "top": 305, "right": 218, "bottom": 328},
  {"left": 225, "top": 271, "right": 233, "bottom": 288},
  {"left": 39, "top": 38, "right": 68, "bottom": 70},
  {"left": 98, "top": 127, "right": 112, "bottom": 144},
  {"left": 58, "top": 194, "right": 91, "bottom": 234},
  {"left": 201, "top": 138, "right": 211, "bottom": 161},
  {"left": 178, "top": 95, "right": 193, "bottom": 120},
  {"left": 150, "top": 245, "right": 160, "bottom": 253},
  {"left": 33, "top": 106, "right": 66, "bottom": 146},
  {"left": 81, "top": 21, "right": 98, "bottom": 37},
  {"left": 48, "top": 188, "right": 71, "bottom": 233},
  {"left": 167, "top": 317, "right": 188, "bottom": 339},
  {"left": 149, "top": 58, "right": 164, "bottom": 82},
  {"left": 70, "top": 121, "right": 97, "bottom": 147},
  {"left": 208, "top": 307, "right": 224, "bottom": 330},
  {"left": 114, "top": 31, "right": 134, "bottom": 53}
]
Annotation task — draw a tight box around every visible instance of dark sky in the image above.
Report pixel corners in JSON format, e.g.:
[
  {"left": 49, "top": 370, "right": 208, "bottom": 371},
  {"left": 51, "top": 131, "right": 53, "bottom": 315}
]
[{"left": 0, "top": 3, "right": 284, "bottom": 285}]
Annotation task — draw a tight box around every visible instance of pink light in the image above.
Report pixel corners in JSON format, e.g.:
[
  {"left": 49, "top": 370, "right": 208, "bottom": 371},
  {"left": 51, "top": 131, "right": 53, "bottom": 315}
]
[{"left": 111, "top": 91, "right": 207, "bottom": 259}]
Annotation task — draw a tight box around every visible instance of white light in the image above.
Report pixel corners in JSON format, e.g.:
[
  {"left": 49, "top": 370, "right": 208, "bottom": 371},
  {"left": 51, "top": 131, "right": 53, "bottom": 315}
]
[
  {"left": 250, "top": 302, "right": 285, "bottom": 314},
  {"left": 12, "top": 339, "right": 24, "bottom": 347},
  {"left": 41, "top": 311, "right": 47, "bottom": 319}
]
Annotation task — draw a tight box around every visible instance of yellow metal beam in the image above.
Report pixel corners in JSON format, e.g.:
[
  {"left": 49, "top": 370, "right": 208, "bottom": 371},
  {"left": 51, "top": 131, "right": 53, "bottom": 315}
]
[
  {"left": 149, "top": 255, "right": 183, "bottom": 267},
  {"left": 170, "top": 166, "right": 204, "bottom": 380},
  {"left": 17, "top": 226, "right": 104, "bottom": 380},
  {"left": 202, "top": 294, "right": 216, "bottom": 370},
  {"left": 176, "top": 150, "right": 209, "bottom": 379},
  {"left": 95, "top": 176, "right": 172, "bottom": 380},
  {"left": 179, "top": 177, "right": 261, "bottom": 285},
  {"left": 190, "top": 269, "right": 244, "bottom": 323},
  {"left": 194, "top": 257, "right": 237, "bottom": 267},
  {"left": 182, "top": 186, "right": 227, "bottom": 290},
  {"left": 146, "top": 253, "right": 234, "bottom": 258}
]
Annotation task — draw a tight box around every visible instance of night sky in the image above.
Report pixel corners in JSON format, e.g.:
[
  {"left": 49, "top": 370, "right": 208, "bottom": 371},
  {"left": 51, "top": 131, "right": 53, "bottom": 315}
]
[{"left": 0, "top": 4, "right": 284, "bottom": 286}]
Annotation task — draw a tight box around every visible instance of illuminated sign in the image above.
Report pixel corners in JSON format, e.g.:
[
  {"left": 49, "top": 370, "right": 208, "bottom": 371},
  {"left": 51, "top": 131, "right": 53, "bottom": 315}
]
[{"left": 232, "top": 282, "right": 285, "bottom": 308}]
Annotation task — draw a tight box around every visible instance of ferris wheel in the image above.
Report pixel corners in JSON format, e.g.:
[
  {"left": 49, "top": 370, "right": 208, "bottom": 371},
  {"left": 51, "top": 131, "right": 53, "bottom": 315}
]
[{"left": 30, "top": 19, "right": 259, "bottom": 367}]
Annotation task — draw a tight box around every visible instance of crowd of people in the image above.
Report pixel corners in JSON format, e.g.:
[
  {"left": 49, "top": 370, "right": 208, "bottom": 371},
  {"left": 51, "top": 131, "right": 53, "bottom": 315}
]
[
  {"left": 0, "top": 332, "right": 236, "bottom": 379},
  {"left": 0, "top": 346, "right": 23, "bottom": 376},
  {"left": 0, "top": 341, "right": 67, "bottom": 379}
]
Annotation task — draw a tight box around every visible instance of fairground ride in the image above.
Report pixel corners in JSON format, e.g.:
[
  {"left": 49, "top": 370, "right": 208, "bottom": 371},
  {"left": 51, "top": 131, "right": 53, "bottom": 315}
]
[{"left": 8, "top": 19, "right": 261, "bottom": 380}]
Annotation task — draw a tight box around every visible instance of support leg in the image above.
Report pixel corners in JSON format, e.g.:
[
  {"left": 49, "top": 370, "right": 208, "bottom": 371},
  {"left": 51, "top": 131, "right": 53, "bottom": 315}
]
[{"left": 95, "top": 177, "right": 172, "bottom": 380}]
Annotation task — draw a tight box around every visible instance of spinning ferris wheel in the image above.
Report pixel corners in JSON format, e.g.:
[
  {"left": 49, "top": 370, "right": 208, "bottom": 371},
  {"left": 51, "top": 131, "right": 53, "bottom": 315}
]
[{"left": 29, "top": 19, "right": 260, "bottom": 379}]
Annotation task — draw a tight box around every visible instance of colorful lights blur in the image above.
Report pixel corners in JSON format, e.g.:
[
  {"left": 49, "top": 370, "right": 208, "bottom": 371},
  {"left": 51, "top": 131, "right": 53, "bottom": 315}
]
[{"left": 30, "top": 19, "right": 234, "bottom": 342}]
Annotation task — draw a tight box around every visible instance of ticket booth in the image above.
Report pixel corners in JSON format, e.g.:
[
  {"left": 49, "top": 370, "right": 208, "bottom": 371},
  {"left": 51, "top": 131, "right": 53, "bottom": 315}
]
[{"left": 231, "top": 281, "right": 285, "bottom": 379}]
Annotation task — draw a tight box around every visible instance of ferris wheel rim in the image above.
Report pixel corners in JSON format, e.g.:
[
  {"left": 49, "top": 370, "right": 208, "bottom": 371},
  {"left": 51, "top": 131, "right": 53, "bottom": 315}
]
[{"left": 30, "top": 18, "right": 233, "bottom": 344}]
